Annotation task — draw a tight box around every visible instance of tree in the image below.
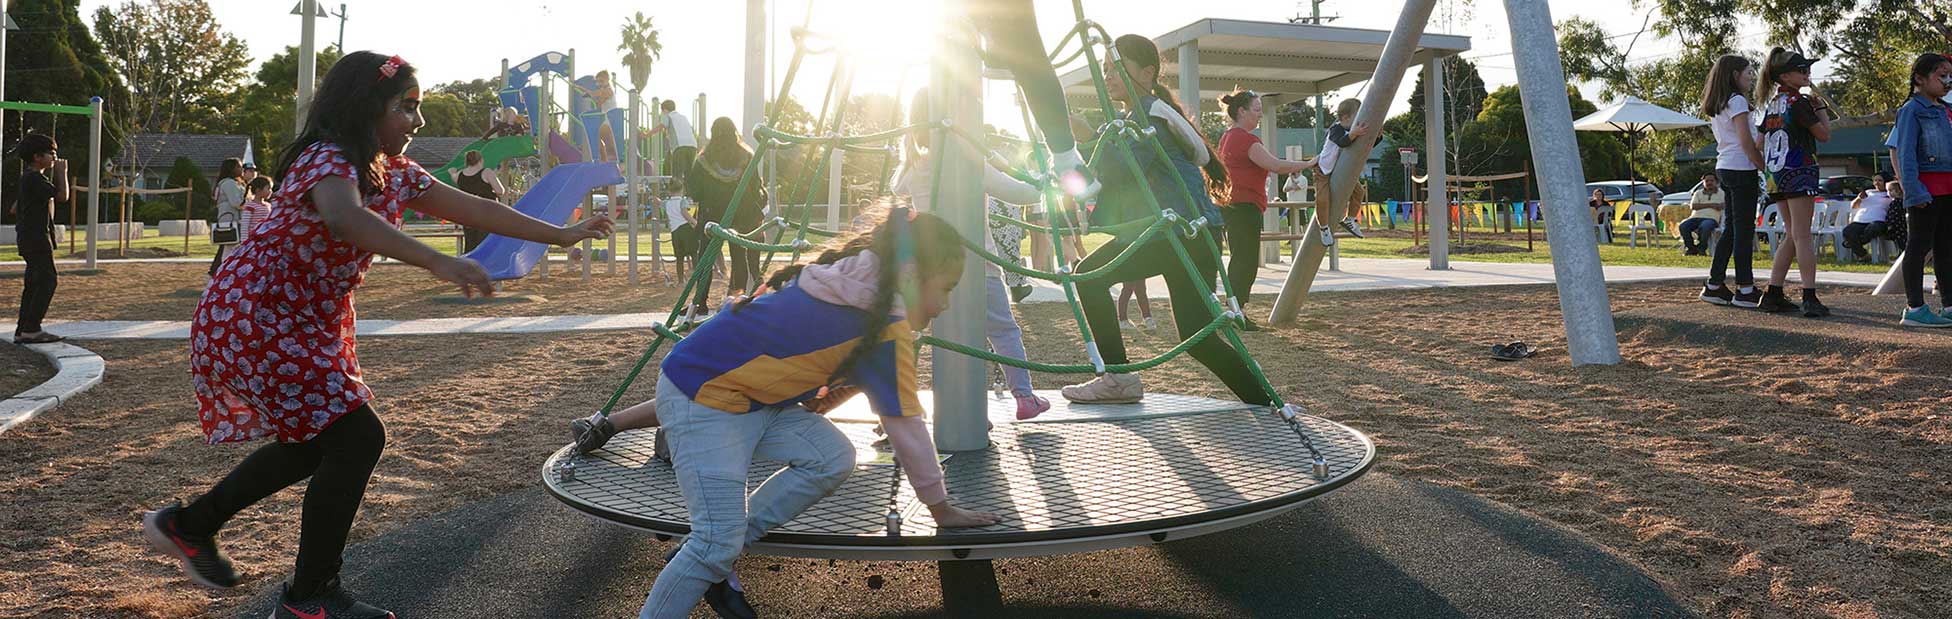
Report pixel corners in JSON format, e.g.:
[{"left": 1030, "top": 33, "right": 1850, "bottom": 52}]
[
  {"left": 417, "top": 92, "right": 475, "bottom": 138},
  {"left": 165, "top": 156, "right": 213, "bottom": 218},
  {"left": 92, "top": 0, "right": 249, "bottom": 135},
  {"left": 1, "top": 0, "right": 128, "bottom": 225},
  {"left": 1455, "top": 85, "right": 1629, "bottom": 197},
  {"left": 618, "top": 12, "right": 663, "bottom": 93},
  {"left": 227, "top": 45, "right": 343, "bottom": 169},
  {"left": 429, "top": 77, "right": 502, "bottom": 133},
  {"left": 1828, "top": 0, "right": 1947, "bottom": 119}
]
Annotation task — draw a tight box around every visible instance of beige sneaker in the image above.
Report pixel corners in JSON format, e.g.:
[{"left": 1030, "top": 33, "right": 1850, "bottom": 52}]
[{"left": 1060, "top": 373, "right": 1144, "bottom": 404}]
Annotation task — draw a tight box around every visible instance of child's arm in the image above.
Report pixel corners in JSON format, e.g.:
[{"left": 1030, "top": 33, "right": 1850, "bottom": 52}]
[
  {"left": 879, "top": 415, "right": 1002, "bottom": 527},
  {"left": 311, "top": 177, "right": 494, "bottom": 296},
  {"left": 408, "top": 182, "right": 613, "bottom": 247}
]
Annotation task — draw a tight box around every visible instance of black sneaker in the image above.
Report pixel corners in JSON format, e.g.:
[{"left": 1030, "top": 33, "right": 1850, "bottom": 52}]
[
  {"left": 1338, "top": 216, "right": 1366, "bottom": 239},
  {"left": 1731, "top": 287, "right": 1763, "bottom": 309},
  {"left": 273, "top": 578, "right": 395, "bottom": 619},
  {"left": 1699, "top": 285, "right": 1733, "bottom": 306},
  {"left": 1756, "top": 288, "right": 1798, "bottom": 313},
  {"left": 1802, "top": 292, "right": 1830, "bottom": 318},
  {"left": 569, "top": 415, "right": 617, "bottom": 455},
  {"left": 705, "top": 579, "right": 758, "bottom": 619},
  {"left": 142, "top": 503, "right": 240, "bottom": 589}
]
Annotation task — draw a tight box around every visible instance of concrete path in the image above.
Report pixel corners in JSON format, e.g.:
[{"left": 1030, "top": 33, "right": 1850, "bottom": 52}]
[
  {"left": 236, "top": 473, "right": 1694, "bottom": 618},
  {"left": 3, "top": 258, "right": 1885, "bottom": 340}
]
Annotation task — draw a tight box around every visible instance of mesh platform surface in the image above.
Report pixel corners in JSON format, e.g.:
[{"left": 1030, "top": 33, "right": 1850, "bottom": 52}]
[{"left": 544, "top": 393, "right": 1373, "bottom": 552}]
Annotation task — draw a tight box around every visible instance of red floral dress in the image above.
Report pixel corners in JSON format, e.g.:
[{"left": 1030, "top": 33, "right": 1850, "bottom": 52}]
[{"left": 190, "top": 142, "right": 433, "bottom": 444}]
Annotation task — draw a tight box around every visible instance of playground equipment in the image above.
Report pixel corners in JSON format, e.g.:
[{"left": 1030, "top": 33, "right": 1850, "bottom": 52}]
[
  {"left": 543, "top": 1, "right": 1389, "bottom": 606},
  {"left": 463, "top": 162, "right": 625, "bottom": 279},
  {"left": 0, "top": 99, "right": 105, "bottom": 268}
]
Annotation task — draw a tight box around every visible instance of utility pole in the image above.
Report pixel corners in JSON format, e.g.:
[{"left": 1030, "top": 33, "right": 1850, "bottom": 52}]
[{"left": 1291, "top": 1, "right": 1335, "bottom": 156}]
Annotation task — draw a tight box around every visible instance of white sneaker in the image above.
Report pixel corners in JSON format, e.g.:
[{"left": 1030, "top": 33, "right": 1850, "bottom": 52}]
[
  {"left": 1060, "top": 373, "right": 1144, "bottom": 404},
  {"left": 1319, "top": 226, "right": 1336, "bottom": 247},
  {"left": 1338, "top": 216, "right": 1366, "bottom": 239}
]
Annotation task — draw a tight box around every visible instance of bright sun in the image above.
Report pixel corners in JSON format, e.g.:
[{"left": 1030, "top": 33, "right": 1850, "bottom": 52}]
[{"left": 817, "top": 0, "right": 945, "bottom": 71}]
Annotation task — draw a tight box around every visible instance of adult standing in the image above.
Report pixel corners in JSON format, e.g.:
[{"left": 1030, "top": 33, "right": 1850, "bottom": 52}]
[
  {"left": 685, "top": 116, "right": 768, "bottom": 317},
  {"left": 10, "top": 133, "right": 67, "bottom": 343},
  {"left": 449, "top": 150, "right": 507, "bottom": 252},
  {"left": 1215, "top": 88, "right": 1316, "bottom": 327},
  {"left": 209, "top": 158, "right": 246, "bottom": 275},
  {"left": 646, "top": 99, "right": 698, "bottom": 189}
]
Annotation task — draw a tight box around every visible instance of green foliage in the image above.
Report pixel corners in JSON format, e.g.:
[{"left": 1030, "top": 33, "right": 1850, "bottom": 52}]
[
  {"left": 427, "top": 77, "right": 502, "bottom": 137},
  {"left": 92, "top": 0, "right": 249, "bottom": 135},
  {"left": 1828, "top": 0, "right": 1948, "bottom": 118},
  {"left": 133, "top": 199, "right": 185, "bottom": 225},
  {"left": 226, "top": 45, "right": 343, "bottom": 169},
  {"left": 165, "top": 156, "right": 213, "bottom": 218},
  {"left": 1456, "top": 85, "right": 1630, "bottom": 196},
  {"left": 2, "top": 0, "right": 128, "bottom": 224},
  {"left": 417, "top": 92, "right": 476, "bottom": 138},
  {"left": 618, "top": 12, "right": 663, "bottom": 93}
]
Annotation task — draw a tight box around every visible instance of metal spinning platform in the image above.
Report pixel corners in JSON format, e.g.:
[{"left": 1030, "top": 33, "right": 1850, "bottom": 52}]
[{"left": 543, "top": 391, "right": 1374, "bottom": 561}]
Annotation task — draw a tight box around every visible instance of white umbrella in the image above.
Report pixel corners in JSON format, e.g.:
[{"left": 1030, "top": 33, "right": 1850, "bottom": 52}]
[{"left": 1574, "top": 96, "right": 1708, "bottom": 201}]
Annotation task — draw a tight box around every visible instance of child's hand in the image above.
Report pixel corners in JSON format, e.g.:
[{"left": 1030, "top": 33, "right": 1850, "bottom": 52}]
[
  {"left": 432, "top": 256, "right": 494, "bottom": 298},
  {"left": 803, "top": 385, "right": 861, "bottom": 414},
  {"left": 928, "top": 500, "right": 1002, "bottom": 528},
  {"left": 1349, "top": 121, "right": 1372, "bottom": 138},
  {"left": 558, "top": 215, "right": 615, "bottom": 246}
]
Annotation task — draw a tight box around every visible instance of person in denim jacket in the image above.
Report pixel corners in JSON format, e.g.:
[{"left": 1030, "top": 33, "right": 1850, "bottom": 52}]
[{"left": 1885, "top": 53, "right": 1952, "bottom": 327}]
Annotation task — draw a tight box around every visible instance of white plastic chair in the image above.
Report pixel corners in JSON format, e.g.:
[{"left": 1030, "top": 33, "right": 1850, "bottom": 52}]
[
  {"left": 1594, "top": 202, "right": 1620, "bottom": 244},
  {"left": 1756, "top": 204, "right": 1786, "bottom": 256},
  {"left": 1811, "top": 202, "right": 1846, "bottom": 258},
  {"left": 1625, "top": 203, "right": 1661, "bottom": 248}
]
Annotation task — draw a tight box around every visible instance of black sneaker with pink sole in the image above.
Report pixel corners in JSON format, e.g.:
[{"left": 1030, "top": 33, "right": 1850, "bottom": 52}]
[{"left": 142, "top": 503, "right": 240, "bottom": 589}]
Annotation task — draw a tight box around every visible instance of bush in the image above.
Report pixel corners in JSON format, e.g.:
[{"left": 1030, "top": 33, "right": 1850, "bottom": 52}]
[
  {"left": 134, "top": 199, "right": 186, "bottom": 225},
  {"left": 165, "top": 156, "right": 214, "bottom": 219}
]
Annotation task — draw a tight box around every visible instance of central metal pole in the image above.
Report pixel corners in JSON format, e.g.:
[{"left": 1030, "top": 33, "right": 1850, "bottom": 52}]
[
  {"left": 1424, "top": 57, "right": 1450, "bottom": 270},
  {"left": 743, "top": 0, "right": 767, "bottom": 139},
  {"left": 930, "top": 3, "right": 990, "bottom": 452},
  {"left": 1502, "top": 0, "right": 1620, "bottom": 365}
]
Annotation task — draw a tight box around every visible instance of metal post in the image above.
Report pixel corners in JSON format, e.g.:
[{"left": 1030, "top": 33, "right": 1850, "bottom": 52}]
[
  {"left": 1502, "top": 0, "right": 1621, "bottom": 365},
  {"left": 1268, "top": 0, "right": 1440, "bottom": 325},
  {"left": 86, "top": 98, "right": 102, "bottom": 269},
  {"left": 1261, "top": 94, "right": 1281, "bottom": 265},
  {"left": 1177, "top": 41, "right": 1199, "bottom": 121},
  {"left": 296, "top": 0, "right": 317, "bottom": 134},
  {"left": 336, "top": 3, "right": 346, "bottom": 52},
  {"left": 1425, "top": 58, "right": 1449, "bottom": 270},
  {"left": 744, "top": 0, "right": 766, "bottom": 139},
  {"left": 930, "top": 5, "right": 989, "bottom": 452},
  {"left": 628, "top": 90, "right": 641, "bottom": 286}
]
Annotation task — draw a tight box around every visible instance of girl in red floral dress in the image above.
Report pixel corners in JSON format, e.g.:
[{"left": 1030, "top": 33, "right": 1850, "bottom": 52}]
[{"left": 140, "top": 51, "right": 613, "bottom": 619}]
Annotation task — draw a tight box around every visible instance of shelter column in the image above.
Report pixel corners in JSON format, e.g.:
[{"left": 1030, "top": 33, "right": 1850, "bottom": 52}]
[
  {"left": 1177, "top": 42, "right": 1199, "bottom": 120},
  {"left": 930, "top": 6, "right": 989, "bottom": 452},
  {"left": 296, "top": 0, "right": 317, "bottom": 133},
  {"left": 1424, "top": 57, "right": 1449, "bottom": 270},
  {"left": 1261, "top": 94, "right": 1282, "bottom": 265},
  {"left": 1502, "top": 0, "right": 1620, "bottom": 365},
  {"left": 744, "top": 0, "right": 767, "bottom": 139}
]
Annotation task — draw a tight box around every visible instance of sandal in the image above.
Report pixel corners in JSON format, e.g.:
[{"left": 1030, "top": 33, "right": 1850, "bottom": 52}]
[{"left": 1489, "top": 341, "right": 1536, "bottom": 361}]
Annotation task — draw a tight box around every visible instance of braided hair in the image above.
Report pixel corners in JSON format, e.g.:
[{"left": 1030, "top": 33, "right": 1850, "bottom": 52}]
[{"left": 743, "top": 202, "right": 967, "bottom": 385}]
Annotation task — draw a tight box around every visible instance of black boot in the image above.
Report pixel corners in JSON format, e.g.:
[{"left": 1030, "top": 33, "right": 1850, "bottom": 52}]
[
  {"left": 1801, "top": 288, "right": 1829, "bottom": 318},
  {"left": 1756, "top": 285, "right": 1798, "bottom": 313}
]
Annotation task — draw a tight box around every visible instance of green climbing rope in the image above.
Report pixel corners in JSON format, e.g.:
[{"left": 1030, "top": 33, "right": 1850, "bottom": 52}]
[{"left": 919, "top": 312, "right": 1230, "bottom": 374}]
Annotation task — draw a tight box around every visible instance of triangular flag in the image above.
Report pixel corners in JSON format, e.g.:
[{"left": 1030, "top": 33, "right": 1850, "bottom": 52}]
[{"left": 242, "top": 138, "right": 255, "bottom": 166}]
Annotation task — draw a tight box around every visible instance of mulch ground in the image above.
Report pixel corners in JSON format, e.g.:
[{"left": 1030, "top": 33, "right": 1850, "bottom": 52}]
[
  {"left": 1, "top": 343, "right": 54, "bottom": 399},
  {"left": 0, "top": 280, "right": 1945, "bottom": 618}
]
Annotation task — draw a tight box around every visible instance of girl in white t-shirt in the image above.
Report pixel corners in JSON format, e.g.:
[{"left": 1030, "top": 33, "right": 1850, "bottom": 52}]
[{"left": 1697, "top": 54, "right": 1768, "bottom": 308}]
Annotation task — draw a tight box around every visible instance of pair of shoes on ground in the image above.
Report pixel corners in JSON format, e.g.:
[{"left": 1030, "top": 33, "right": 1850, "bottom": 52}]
[
  {"left": 1489, "top": 341, "right": 1537, "bottom": 361},
  {"left": 1752, "top": 286, "right": 1828, "bottom": 318},
  {"left": 1318, "top": 217, "right": 1366, "bottom": 247},
  {"left": 145, "top": 504, "right": 394, "bottom": 618},
  {"left": 1899, "top": 305, "right": 1952, "bottom": 328},
  {"left": 12, "top": 331, "right": 62, "bottom": 344},
  {"left": 1699, "top": 284, "right": 1763, "bottom": 308},
  {"left": 1124, "top": 316, "right": 1158, "bottom": 332}
]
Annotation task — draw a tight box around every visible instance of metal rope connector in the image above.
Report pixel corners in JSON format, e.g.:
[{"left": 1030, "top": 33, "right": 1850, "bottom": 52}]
[
  {"left": 791, "top": 239, "right": 815, "bottom": 251},
  {"left": 559, "top": 457, "right": 578, "bottom": 482},
  {"left": 1278, "top": 404, "right": 1329, "bottom": 478}
]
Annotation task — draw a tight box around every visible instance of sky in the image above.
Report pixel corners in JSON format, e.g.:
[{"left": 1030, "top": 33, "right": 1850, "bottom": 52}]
[{"left": 69, "top": 0, "right": 1791, "bottom": 136}]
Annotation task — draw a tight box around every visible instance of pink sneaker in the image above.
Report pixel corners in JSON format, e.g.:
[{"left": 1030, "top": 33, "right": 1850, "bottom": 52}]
[{"left": 1015, "top": 393, "right": 1051, "bottom": 420}]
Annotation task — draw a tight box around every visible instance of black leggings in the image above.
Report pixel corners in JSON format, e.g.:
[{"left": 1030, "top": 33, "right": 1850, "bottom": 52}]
[
  {"left": 1076, "top": 233, "right": 1271, "bottom": 405},
  {"left": 970, "top": 0, "right": 1074, "bottom": 154},
  {"left": 690, "top": 220, "right": 762, "bottom": 309},
  {"left": 15, "top": 251, "right": 56, "bottom": 335},
  {"left": 1902, "top": 194, "right": 1952, "bottom": 309},
  {"left": 1221, "top": 204, "right": 1263, "bottom": 306},
  {"left": 176, "top": 404, "right": 386, "bottom": 598},
  {"left": 1709, "top": 169, "right": 1760, "bottom": 286}
]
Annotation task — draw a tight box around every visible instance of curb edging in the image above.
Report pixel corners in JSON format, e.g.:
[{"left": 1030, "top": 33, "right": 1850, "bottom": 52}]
[{"left": 0, "top": 342, "right": 105, "bottom": 435}]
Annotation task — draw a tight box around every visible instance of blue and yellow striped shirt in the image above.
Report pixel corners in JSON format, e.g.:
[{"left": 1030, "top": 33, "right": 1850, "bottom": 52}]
[{"left": 661, "top": 283, "right": 922, "bottom": 417}]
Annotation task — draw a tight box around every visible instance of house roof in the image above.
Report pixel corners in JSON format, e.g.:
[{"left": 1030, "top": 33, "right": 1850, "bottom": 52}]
[
  {"left": 116, "top": 133, "right": 251, "bottom": 173},
  {"left": 1057, "top": 18, "right": 1473, "bottom": 112},
  {"left": 404, "top": 137, "right": 478, "bottom": 170},
  {"left": 1677, "top": 125, "right": 1893, "bottom": 161}
]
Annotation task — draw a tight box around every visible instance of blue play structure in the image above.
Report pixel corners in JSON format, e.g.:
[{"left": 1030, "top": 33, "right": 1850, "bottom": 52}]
[{"left": 463, "top": 162, "right": 625, "bottom": 280}]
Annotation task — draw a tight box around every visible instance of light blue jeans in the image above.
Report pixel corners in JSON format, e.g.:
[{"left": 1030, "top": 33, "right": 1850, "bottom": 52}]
[
  {"left": 639, "top": 375, "right": 856, "bottom": 619},
  {"left": 985, "top": 276, "right": 1034, "bottom": 396}
]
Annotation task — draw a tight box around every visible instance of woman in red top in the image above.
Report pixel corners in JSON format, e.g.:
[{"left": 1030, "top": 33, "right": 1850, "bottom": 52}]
[
  {"left": 1215, "top": 89, "right": 1316, "bottom": 325},
  {"left": 140, "top": 52, "right": 612, "bottom": 619}
]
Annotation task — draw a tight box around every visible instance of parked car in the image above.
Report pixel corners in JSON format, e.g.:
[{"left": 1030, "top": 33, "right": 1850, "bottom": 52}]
[
  {"left": 1660, "top": 180, "right": 1705, "bottom": 207},
  {"left": 1586, "top": 180, "right": 1664, "bottom": 206},
  {"left": 1820, "top": 175, "right": 1875, "bottom": 199}
]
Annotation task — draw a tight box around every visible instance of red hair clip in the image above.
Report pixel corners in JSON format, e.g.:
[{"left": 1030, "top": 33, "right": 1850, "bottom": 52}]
[{"left": 378, "top": 55, "right": 408, "bottom": 81}]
